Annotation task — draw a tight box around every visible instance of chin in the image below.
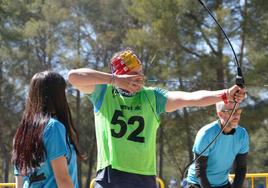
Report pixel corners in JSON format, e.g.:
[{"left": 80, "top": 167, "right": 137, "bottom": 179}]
[{"left": 230, "top": 124, "right": 238, "bottom": 129}]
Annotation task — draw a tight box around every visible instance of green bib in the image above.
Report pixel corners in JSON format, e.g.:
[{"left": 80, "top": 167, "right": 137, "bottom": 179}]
[{"left": 94, "top": 85, "right": 160, "bottom": 175}]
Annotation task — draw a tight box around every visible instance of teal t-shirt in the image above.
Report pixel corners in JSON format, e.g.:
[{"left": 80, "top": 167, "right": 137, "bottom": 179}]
[
  {"left": 187, "top": 120, "right": 249, "bottom": 187},
  {"left": 14, "top": 118, "right": 78, "bottom": 188},
  {"left": 89, "top": 85, "right": 168, "bottom": 175}
]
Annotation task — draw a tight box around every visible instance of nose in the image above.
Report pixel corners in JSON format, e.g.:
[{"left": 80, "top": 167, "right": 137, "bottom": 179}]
[
  {"left": 231, "top": 115, "right": 240, "bottom": 121},
  {"left": 233, "top": 112, "right": 241, "bottom": 116}
]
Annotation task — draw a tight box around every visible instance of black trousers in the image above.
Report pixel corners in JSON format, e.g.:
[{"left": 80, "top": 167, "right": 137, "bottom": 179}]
[{"left": 94, "top": 166, "right": 157, "bottom": 188}]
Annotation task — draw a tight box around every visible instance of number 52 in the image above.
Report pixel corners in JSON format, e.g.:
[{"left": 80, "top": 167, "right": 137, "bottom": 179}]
[{"left": 111, "top": 110, "right": 145, "bottom": 143}]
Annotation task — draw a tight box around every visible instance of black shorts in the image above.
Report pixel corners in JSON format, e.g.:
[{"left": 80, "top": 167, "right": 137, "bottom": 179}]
[{"left": 94, "top": 166, "right": 157, "bottom": 188}]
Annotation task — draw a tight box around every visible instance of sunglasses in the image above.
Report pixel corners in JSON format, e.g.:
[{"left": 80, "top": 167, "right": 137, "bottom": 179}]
[{"left": 221, "top": 109, "right": 243, "bottom": 116}]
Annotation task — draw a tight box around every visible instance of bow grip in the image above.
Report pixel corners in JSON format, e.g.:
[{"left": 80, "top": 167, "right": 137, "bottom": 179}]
[{"left": 236, "top": 67, "right": 244, "bottom": 88}]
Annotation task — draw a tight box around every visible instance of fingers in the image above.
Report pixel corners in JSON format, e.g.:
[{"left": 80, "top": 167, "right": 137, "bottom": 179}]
[
  {"left": 130, "top": 74, "right": 144, "bottom": 82},
  {"left": 115, "top": 74, "right": 144, "bottom": 93},
  {"left": 228, "top": 85, "right": 247, "bottom": 103},
  {"left": 233, "top": 90, "right": 246, "bottom": 103}
]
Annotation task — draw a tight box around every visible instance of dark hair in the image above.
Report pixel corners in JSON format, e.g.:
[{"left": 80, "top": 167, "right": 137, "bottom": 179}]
[{"left": 12, "top": 71, "right": 82, "bottom": 175}]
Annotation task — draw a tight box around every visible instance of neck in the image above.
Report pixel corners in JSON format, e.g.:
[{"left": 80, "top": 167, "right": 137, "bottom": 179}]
[
  {"left": 218, "top": 119, "right": 236, "bottom": 135},
  {"left": 113, "top": 87, "right": 136, "bottom": 97},
  {"left": 222, "top": 128, "right": 236, "bottom": 135}
]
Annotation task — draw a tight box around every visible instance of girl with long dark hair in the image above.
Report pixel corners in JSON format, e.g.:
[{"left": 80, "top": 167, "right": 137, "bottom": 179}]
[{"left": 12, "top": 71, "right": 83, "bottom": 188}]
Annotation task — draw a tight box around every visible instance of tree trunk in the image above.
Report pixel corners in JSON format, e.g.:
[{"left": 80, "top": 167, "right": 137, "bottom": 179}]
[
  {"left": 3, "top": 145, "right": 9, "bottom": 183},
  {"left": 75, "top": 17, "right": 83, "bottom": 187},
  {"left": 76, "top": 90, "right": 82, "bottom": 187},
  {"left": 157, "top": 124, "right": 164, "bottom": 179},
  {"left": 215, "top": 0, "right": 225, "bottom": 88},
  {"left": 179, "top": 78, "right": 193, "bottom": 163},
  {"left": 239, "top": 0, "right": 248, "bottom": 67},
  {"left": 0, "top": 63, "right": 5, "bottom": 182},
  {"left": 183, "top": 108, "right": 194, "bottom": 162},
  {"left": 0, "top": 61, "right": 2, "bottom": 101},
  {"left": 85, "top": 136, "right": 96, "bottom": 188}
]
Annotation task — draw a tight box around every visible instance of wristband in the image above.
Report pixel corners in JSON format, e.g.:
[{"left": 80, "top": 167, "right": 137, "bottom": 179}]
[{"left": 220, "top": 89, "right": 228, "bottom": 104}]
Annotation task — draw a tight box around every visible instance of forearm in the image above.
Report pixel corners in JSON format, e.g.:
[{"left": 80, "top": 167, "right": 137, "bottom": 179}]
[
  {"left": 15, "top": 176, "right": 23, "bottom": 188},
  {"left": 166, "top": 90, "right": 226, "bottom": 112},
  {"left": 232, "top": 153, "right": 247, "bottom": 188},
  {"left": 232, "top": 168, "right": 247, "bottom": 188},
  {"left": 182, "top": 90, "right": 226, "bottom": 106},
  {"left": 68, "top": 68, "right": 113, "bottom": 86},
  {"left": 56, "top": 175, "right": 74, "bottom": 188},
  {"left": 195, "top": 154, "right": 211, "bottom": 188},
  {"left": 52, "top": 156, "right": 75, "bottom": 188}
]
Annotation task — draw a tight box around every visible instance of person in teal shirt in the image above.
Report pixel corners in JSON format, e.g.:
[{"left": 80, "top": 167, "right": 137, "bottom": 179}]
[
  {"left": 12, "top": 71, "right": 84, "bottom": 188},
  {"left": 186, "top": 101, "right": 249, "bottom": 188},
  {"left": 68, "top": 49, "right": 246, "bottom": 188}
]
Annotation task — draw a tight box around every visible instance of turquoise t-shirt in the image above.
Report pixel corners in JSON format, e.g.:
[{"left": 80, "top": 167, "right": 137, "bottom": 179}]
[
  {"left": 187, "top": 120, "right": 249, "bottom": 187},
  {"left": 14, "top": 118, "right": 78, "bottom": 188}
]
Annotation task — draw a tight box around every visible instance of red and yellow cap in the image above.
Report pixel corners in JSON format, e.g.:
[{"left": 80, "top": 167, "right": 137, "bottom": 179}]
[{"left": 110, "top": 50, "right": 142, "bottom": 75}]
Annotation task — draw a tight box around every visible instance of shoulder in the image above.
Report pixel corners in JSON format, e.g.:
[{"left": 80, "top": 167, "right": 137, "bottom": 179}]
[
  {"left": 192, "top": 121, "right": 219, "bottom": 154},
  {"left": 44, "top": 118, "right": 66, "bottom": 135},
  {"left": 236, "top": 125, "right": 248, "bottom": 134},
  {"left": 194, "top": 121, "right": 220, "bottom": 144},
  {"left": 88, "top": 84, "right": 107, "bottom": 97},
  {"left": 88, "top": 84, "right": 107, "bottom": 107},
  {"left": 46, "top": 118, "right": 65, "bottom": 128},
  {"left": 142, "top": 86, "right": 155, "bottom": 91},
  {"left": 235, "top": 126, "right": 249, "bottom": 139},
  {"left": 139, "top": 86, "right": 155, "bottom": 96},
  {"left": 197, "top": 121, "right": 219, "bottom": 137},
  {"left": 143, "top": 86, "right": 168, "bottom": 96}
]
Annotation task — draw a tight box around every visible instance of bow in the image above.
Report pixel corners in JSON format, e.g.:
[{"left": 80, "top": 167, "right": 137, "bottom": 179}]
[
  {"left": 182, "top": 0, "right": 246, "bottom": 178},
  {"left": 198, "top": 0, "right": 244, "bottom": 88}
]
